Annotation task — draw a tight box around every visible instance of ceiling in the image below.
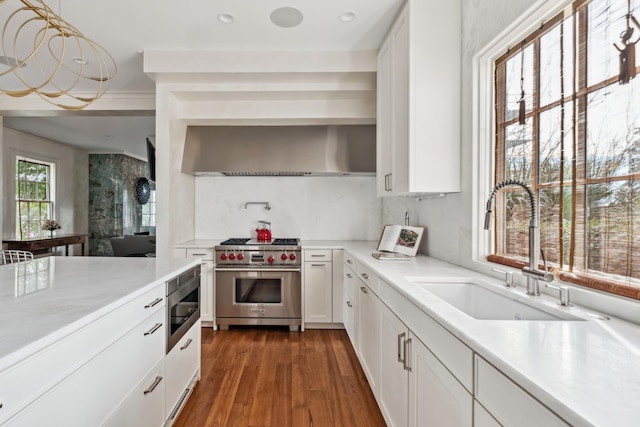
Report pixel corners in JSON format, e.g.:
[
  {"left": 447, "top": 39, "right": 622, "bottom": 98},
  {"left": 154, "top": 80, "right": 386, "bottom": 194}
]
[{"left": 1, "top": 0, "right": 403, "bottom": 159}]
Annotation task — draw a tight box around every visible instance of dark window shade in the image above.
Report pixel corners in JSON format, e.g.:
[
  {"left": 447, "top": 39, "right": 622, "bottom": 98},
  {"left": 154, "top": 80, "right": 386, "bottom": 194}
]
[{"left": 492, "top": 0, "right": 640, "bottom": 299}]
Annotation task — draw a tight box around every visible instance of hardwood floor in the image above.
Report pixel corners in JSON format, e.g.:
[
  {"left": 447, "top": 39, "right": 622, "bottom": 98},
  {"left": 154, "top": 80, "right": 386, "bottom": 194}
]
[{"left": 173, "top": 327, "right": 386, "bottom": 427}]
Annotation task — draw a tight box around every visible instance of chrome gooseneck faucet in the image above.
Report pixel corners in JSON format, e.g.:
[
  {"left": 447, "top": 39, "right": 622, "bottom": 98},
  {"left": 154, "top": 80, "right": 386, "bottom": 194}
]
[{"left": 484, "top": 179, "right": 554, "bottom": 295}]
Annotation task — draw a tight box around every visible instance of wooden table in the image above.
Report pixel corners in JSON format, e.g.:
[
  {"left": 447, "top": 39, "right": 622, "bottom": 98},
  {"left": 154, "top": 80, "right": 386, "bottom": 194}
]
[{"left": 3, "top": 234, "right": 89, "bottom": 256}]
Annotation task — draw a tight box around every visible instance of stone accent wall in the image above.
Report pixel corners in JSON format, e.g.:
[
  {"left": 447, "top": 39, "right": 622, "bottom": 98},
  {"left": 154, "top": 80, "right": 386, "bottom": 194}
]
[{"left": 88, "top": 154, "right": 153, "bottom": 255}]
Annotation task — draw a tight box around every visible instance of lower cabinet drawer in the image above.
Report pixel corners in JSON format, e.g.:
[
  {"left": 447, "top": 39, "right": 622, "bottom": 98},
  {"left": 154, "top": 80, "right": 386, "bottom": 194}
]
[
  {"left": 186, "top": 248, "right": 214, "bottom": 261},
  {"left": 304, "top": 249, "right": 332, "bottom": 262},
  {"left": 165, "top": 319, "right": 201, "bottom": 422},
  {"left": 4, "top": 309, "right": 166, "bottom": 427},
  {"left": 104, "top": 358, "right": 166, "bottom": 427},
  {"left": 474, "top": 356, "right": 570, "bottom": 427},
  {"left": 0, "top": 284, "right": 165, "bottom": 424}
]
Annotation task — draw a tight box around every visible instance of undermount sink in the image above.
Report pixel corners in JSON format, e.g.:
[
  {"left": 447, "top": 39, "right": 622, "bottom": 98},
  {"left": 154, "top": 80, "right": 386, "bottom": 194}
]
[{"left": 410, "top": 280, "right": 582, "bottom": 321}]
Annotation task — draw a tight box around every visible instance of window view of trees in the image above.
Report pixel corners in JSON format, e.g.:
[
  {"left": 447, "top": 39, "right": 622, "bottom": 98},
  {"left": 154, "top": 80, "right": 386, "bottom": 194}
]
[
  {"left": 494, "top": 0, "right": 640, "bottom": 296},
  {"left": 16, "top": 159, "right": 53, "bottom": 239}
]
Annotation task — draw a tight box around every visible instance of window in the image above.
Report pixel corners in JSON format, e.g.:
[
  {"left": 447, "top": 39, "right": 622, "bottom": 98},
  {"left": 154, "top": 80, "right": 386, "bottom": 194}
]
[
  {"left": 16, "top": 158, "right": 55, "bottom": 239},
  {"left": 141, "top": 189, "right": 156, "bottom": 230},
  {"left": 492, "top": 0, "right": 640, "bottom": 299}
]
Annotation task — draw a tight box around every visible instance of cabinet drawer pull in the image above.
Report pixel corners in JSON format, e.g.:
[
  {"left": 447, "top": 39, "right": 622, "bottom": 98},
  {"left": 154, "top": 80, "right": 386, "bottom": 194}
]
[
  {"left": 346, "top": 273, "right": 353, "bottom": 279},
  {"left": 144, "top": 297, "right": 163, "bottom": 308},
  {"left": 346, "top": 301, "right": 353, "bottom": 308},
  {"left": 397, "top": 332, "right": 406, "bottom": 363},
  {"left": 143, "top": 323, "right": 162, "bottom": 336},
  {"left": 360, "top": 286, "right": 368, "bottom": 294},
  {"left": 180, "top": 338, "right": 193, "bottom": 350},
  {"left": 143, "top": 376, "right": 163, "bottom": 395},
  {"left": 311, "top": 254, "right": 325, "bottom": 257},
  {"left": 403, "top": 338, "right": 412, "bottom": 372},
  {"left": 311, "top": 264, "right": 326, "bottom": 267},
  {"left": 361, "top": 273, "right": 369, "bottom": 280},
  {"left": 0, "top": 403, "right": 3, "bottom": 409}
]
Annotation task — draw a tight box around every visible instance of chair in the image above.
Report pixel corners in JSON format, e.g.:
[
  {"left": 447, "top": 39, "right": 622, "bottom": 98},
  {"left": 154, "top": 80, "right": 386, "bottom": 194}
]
[
  {"left": 1, "top": 250, "right": 34, "bottom": 265},
  {"left": 110, "top": 236, "right": 156, "bottom": 257}
]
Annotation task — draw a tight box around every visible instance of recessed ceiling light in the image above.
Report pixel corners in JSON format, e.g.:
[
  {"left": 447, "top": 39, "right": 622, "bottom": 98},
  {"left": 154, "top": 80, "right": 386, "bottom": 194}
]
[
  {"left": 339, "top": 11, "right": 356, "bottom": 23},
  {"left": 73, "top": 57, "right": 88, "bottom": 65},
  {"left": 218, "top": 13, "right": 234, "bottom": 24},
  {"left": 0, "top": 55, "right": 26, "bottom": 68},
  {"left": 270, "top": 7, "right": 304, "bottom": 28}
]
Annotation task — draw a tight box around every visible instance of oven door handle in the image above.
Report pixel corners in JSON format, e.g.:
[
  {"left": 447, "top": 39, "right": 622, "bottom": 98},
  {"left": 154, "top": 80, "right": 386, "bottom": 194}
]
[{"left": 215, "top": 268, "right": 301, "bottom": 273}]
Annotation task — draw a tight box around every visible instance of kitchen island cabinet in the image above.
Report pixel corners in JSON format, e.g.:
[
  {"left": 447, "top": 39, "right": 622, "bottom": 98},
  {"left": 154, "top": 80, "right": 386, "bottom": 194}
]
[{"left": 0, "top": 256, "right": 200, "bottom": 427}]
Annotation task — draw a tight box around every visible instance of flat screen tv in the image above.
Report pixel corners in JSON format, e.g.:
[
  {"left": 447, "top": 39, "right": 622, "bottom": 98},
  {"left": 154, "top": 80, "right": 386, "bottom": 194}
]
[{"left": 146, "top": 137, "right": 156, "bottom": 182}]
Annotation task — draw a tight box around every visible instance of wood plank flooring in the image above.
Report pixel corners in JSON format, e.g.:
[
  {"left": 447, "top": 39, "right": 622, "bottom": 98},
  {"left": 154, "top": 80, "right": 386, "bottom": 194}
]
[{"left": 173, "top": 327, "right": 386, "bottom": 427}]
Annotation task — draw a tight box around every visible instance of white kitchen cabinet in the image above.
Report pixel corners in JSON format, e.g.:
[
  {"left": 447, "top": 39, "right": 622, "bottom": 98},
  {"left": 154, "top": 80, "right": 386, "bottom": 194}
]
[
  {"left": 2, "top": 287, "right": 159, "bottom": 423},
  {"left": 474, "top": 356, "right": 570, "bottom": 427},
  {"left": 358, "top": 281, "right": 382, "bottom": 396},
  {"left": 5, "top": 305, "right": 166, "bottom": 427},
  {"left": 304, "top": 249, "right": 345, "bottom": 325},
  {"left": 474, "top": 400, "right": 501, "bottom": 427},
  {"left": 376, "top": 0, "right": 461, "bottom": 196},
  {"left": 186, "top": 248, "right": 214, "bottom": 327},
  {"left": 104, "top": 359, "right": 166, "bottom": 427},
  {"left": 165, "top": 319, "right": 201, "bottom": 423},
  {"left": 408, "top": 332, "right": 472, "bottom": 427},
  {"left": 379, "top": 303, "right": 410, "bottom": 427},
  {"left": 342, "top": 288, "right": 358, "bottom": 346},
  {"left": 304, "top": 261, "right": 333, "bottom": 323},
  {"left": 331, "top": 249, "right": 344, "bottom": 323},
  {"left": 377, "top": 35, "right": 393, "bottom": 195},
  {"left": 342, "top": 263, "right": 359, "bottom": 346}
]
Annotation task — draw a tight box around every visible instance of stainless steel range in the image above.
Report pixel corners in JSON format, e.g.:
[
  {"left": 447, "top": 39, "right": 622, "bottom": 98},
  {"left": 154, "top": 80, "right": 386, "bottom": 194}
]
[{"left": 214, "top": 238, "right": 301, "bottom": 331}]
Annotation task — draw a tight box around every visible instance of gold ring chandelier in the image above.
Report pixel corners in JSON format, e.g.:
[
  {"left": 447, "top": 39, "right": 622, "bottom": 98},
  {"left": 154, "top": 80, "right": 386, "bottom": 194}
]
[{"left": 0, "top": 0, "right": 117, "bottom": 110}]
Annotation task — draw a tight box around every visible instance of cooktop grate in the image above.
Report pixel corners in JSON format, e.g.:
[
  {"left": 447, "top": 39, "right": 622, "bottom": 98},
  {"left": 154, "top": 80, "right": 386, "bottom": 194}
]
[{"left": 218, "top": 238, "right": 299, "bottom": 246}]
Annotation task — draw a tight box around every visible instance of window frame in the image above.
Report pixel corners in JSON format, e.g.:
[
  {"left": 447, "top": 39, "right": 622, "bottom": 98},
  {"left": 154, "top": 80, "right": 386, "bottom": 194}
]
[
  {"left": 15, "top": 156, "right": 57, "bottom": 240},
  {"left": 474, "top": 0, "right": 640, "bottom": 300}
]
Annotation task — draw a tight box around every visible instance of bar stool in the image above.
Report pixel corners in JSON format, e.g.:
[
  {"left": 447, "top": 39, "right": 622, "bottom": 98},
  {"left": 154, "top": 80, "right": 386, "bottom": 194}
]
[{"left": 0, "top": 250, "right": 34, "bottom": 264}]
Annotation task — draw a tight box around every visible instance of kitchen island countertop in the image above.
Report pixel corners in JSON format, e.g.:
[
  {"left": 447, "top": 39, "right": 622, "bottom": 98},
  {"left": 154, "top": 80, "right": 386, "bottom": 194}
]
[{"left": 0, "top": 256, "right": 199, "bottom": 373}]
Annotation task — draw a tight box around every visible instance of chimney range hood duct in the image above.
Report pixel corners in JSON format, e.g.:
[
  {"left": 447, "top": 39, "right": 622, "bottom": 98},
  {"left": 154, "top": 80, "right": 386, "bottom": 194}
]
[{"left": 181, "top": 125, "right": 376, "bottom": 176}]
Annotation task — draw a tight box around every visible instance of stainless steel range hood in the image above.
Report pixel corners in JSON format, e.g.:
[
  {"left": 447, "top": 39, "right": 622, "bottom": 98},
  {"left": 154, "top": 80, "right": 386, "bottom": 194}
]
[{"left": 182, "top": 125, "right": 376, "bottom": 176}]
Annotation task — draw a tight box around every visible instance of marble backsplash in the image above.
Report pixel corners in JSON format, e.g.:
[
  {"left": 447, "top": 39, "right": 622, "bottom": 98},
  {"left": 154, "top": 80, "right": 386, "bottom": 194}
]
[{"left": 194, "top": 176, "right": 381, "bottom": 240}]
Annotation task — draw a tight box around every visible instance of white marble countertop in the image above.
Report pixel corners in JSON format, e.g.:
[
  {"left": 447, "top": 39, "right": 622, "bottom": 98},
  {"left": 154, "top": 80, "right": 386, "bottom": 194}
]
[
  {"left": 174, "top": 238, "right": 640, "bottom": 425},
  {"left": 174, "top": 239, "right": 222, "bottom": 249},
  {"left": 0, "top": 256, "right": 200, "bottom": 373},
  {"left": 336, "top": 241, "right": 640, "bottom": 427}
]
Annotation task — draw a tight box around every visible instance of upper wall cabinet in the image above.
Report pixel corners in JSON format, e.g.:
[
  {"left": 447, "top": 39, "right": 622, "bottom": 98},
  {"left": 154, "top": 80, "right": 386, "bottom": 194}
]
[{"left": 377, "top": 0, "right": 461, "bottom": 196}]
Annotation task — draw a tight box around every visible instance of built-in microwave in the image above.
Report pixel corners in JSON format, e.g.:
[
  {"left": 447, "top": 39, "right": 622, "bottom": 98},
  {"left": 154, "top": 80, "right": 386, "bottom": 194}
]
[{"left": 166, "top": 265, "right": 201, "bottom": 353}]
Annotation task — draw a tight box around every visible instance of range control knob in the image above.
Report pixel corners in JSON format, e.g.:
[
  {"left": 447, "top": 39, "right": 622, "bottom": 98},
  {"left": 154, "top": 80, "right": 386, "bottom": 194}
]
[
  {"left": 281, "top": 253, "right": 288, "bottom": 261},
  {"left": 237, "top": 253, "right": 244, "bottom": 261},
  {"left": 289, "top": 253, "right": 296, "bottom": 261},
  {"left": 220, "top": 253, "right": 227, "bottom": 261},
  {"left": 229, "top": 253, "right": 236, "bottom": 260},
  {"left": 268, "top": 256, "right": 275, "bottom": 264}
]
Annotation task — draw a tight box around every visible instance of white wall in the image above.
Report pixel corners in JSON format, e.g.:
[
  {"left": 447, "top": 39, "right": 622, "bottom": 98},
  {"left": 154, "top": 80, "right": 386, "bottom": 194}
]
[
  {"left": 382, "top": 0, "right": 536, "bottom": 268},
  {"left": 2, "top": 127, "right": 89, "bottom": 243},
  {"left": 195, "top": 176, "right": 380, "bottom": 240}
]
